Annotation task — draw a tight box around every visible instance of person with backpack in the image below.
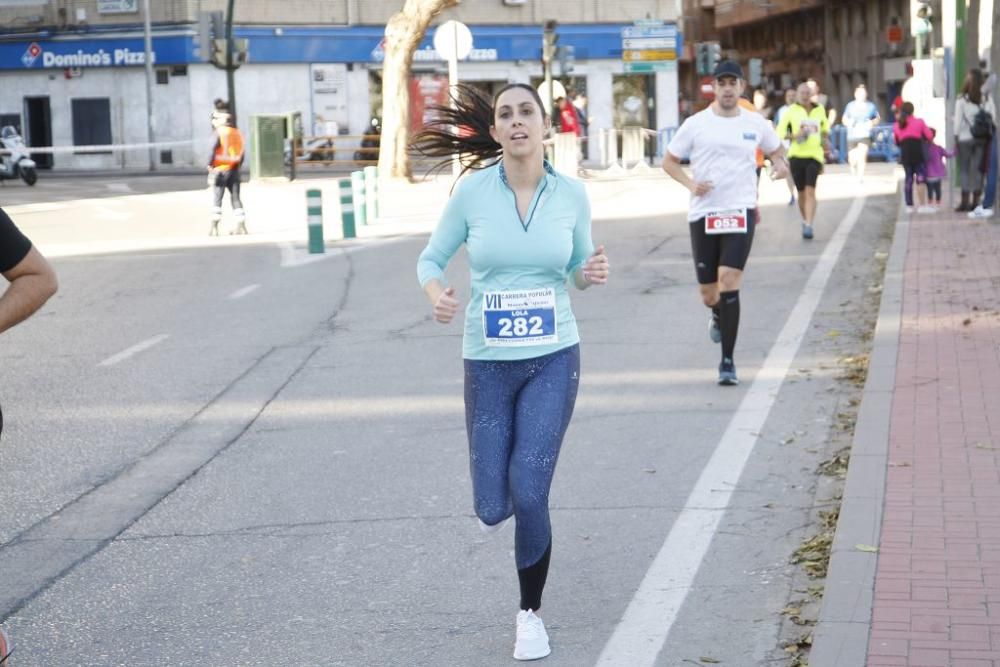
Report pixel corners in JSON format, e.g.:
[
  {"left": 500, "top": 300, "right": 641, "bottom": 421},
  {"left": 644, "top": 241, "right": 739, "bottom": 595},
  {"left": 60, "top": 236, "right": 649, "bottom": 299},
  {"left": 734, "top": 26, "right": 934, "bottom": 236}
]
[{"left": 953, "top": 69, "right": 996, "bottom": 212}]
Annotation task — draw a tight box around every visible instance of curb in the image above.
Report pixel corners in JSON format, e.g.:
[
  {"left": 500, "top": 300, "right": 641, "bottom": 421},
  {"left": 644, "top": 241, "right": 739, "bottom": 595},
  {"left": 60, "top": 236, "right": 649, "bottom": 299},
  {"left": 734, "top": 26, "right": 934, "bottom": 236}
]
[{"left": 809, "top": 178, "right": 907, "bottom": 666}]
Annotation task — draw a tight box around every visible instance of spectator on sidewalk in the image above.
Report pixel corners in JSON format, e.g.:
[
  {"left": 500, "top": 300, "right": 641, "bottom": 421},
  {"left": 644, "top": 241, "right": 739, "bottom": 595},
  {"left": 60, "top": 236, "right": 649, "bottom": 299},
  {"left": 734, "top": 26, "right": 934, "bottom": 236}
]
[
  {"left": 0, "top": 205, "right": 58, "bottom": 666},
  {"left": 970, "top": 71, "right": 998, "bottom": 219},
  {"left": 923, "top": 128, "right": 954, "bottom": 210},
  {"left": 953, "top": 69, "right": 996, "bottom": 212},
  {"left": 893, "top": 102, "right": 934, "bottom": 214},
  {"left": 555, "top": 96, "right": 581, "bottom": 138}
]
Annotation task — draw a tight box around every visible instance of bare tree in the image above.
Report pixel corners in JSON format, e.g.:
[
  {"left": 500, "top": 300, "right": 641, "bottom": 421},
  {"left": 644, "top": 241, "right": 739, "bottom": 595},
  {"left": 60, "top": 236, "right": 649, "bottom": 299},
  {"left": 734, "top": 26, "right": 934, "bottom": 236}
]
[{"left": 378, "top": 0, "right": 460, "bottom": 180}]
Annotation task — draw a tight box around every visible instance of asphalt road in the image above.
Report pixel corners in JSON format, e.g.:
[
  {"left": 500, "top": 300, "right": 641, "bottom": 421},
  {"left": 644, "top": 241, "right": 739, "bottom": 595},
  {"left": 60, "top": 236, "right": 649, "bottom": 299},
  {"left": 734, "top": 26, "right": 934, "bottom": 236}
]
[{"left": 0, "top": 166, "right": 898, "bottom": 666}]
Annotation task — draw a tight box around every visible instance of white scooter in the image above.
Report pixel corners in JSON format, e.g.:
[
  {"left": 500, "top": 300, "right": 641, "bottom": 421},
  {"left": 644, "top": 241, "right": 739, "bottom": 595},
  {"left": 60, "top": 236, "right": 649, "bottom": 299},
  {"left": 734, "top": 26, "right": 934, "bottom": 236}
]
[{"left": 0, "top": 126, "right": 37, "bottom": 186}]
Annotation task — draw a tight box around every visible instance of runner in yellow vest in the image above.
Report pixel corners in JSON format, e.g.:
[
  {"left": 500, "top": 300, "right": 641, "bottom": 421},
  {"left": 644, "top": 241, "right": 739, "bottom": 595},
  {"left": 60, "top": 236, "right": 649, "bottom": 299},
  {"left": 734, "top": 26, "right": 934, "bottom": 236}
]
[{"left": 776, "top": 82, "right": 830, "bottom": 239}]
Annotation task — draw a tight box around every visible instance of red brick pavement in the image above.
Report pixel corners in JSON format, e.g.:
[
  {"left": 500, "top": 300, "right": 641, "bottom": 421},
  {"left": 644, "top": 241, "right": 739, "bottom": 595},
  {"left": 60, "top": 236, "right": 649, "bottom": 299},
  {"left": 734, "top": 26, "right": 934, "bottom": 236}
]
[{"left": 868, "top": 209, "right": 1000, "bottom": 667}]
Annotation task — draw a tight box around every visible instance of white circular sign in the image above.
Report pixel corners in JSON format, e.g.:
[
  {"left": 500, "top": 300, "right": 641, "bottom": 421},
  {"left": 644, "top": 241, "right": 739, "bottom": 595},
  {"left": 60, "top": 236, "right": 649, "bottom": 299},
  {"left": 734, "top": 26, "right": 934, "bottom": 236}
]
[
  {"left": 537, "top": 80, "right": 567, "bottom": 111},
  {"left": 433, "top": 20, "right": 473, "bottom": 61}
]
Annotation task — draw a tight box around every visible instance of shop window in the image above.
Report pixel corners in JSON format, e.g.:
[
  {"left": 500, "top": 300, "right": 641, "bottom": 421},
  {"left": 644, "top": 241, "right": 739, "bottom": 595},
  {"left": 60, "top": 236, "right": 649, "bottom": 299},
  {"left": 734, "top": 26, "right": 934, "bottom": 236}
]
[
  {"left": 156, "top": 68, "right": 169, "bottom": 85},
  {"left": 71, "top": 98, "right": 112, "bottom": 152},
  {"left": 170, "top": 65, "right": 187, "bottom": 76}
]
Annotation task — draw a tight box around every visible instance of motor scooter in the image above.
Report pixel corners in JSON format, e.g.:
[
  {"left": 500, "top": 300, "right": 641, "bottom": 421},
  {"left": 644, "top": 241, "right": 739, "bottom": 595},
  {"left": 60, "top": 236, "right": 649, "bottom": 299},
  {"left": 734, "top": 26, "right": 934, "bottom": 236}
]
[
  {"left": 354, "top": 118, "right": 381, "bottom": 162},
  {"left": 0, "top": 126, "right": 37, "bottom": 186}
]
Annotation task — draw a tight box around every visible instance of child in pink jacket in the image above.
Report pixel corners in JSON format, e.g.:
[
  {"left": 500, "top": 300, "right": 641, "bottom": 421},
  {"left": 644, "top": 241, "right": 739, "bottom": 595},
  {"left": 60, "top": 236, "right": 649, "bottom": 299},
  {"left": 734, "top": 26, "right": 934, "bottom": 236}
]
[{"left": 923, "top": 128, "right": 954, "bottom": 209}]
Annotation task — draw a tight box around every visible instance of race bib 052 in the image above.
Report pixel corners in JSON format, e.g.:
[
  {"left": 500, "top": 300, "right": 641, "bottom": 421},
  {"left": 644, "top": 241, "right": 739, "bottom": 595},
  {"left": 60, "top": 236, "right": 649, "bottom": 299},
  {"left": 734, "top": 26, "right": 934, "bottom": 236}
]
[
  {"left": 705, "top": 208, "right": 749, "bottom": 235},
  {"left": 482, "top": 288, "right": 558, "bottom": 347}
]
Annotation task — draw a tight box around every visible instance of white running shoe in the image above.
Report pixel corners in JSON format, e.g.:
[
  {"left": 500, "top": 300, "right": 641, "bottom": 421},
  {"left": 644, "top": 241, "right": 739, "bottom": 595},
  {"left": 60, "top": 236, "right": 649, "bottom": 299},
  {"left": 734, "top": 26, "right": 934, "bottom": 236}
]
[
  {"left": 905, "top": 206, "right": 914, "bottom": 214},
  {"left": 968, "top": 206, "right": 995, "bottom": 219},
  {"left": 478, "top": 516, "right": 510, "bottom": 534},
  {"left": 514, "top": 609, "right": 551, "bottom": 661},
  {"left": 917, "top": 205, "right": 936, "bottom": 214}
]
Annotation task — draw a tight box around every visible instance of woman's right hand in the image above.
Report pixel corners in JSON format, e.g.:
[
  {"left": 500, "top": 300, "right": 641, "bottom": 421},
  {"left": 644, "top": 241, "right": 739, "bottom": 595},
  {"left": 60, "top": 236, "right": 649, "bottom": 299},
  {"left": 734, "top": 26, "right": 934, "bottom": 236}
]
[{"left": 434, "top": 287, "right": 460, "bottom": 324}]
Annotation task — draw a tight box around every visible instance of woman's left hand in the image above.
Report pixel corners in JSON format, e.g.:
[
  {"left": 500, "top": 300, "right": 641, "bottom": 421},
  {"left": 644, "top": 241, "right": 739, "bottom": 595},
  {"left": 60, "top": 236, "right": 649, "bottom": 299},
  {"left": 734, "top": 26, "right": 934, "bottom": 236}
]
[{"left": 581, "top": 245, "right": 609, "bottom": 285}]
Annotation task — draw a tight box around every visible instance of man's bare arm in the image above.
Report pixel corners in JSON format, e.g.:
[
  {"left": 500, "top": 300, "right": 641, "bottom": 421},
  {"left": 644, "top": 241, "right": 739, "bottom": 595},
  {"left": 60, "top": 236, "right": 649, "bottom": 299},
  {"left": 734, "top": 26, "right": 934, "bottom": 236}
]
[{"left": 0, "top": 246, "right": 58, "bottom": 334}]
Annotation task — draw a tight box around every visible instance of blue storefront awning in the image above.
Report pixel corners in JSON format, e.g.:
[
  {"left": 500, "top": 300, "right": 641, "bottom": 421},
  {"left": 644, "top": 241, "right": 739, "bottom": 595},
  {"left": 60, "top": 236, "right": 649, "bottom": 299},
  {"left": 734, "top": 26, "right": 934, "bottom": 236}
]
[{"left": 0, "top": 22, "right": 680, "bottom": 70}]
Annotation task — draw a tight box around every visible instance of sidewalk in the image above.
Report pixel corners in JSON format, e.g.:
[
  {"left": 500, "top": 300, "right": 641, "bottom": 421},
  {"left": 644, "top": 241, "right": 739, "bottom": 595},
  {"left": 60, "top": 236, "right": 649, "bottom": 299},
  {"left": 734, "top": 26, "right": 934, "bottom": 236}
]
[{"left": 812, "top": 200, "right": 1000, "bottom": 666}]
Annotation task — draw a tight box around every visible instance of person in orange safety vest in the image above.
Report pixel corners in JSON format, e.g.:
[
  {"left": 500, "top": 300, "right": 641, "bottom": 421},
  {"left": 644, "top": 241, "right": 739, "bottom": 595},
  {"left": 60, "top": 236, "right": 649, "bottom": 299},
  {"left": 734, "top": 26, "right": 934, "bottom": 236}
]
[{"left": 207, "top": 110, "right": 247, "bottom": 236}]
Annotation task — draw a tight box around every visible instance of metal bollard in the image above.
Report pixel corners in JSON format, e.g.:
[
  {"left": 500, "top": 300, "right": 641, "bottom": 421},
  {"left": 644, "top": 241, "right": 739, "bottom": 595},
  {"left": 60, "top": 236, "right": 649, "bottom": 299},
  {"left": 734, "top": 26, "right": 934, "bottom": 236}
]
[
  {"left": 307, "top": 188, "right": 324, "bottom": 254},
  {"left": 363, "top": 165, "right": 378, "bottom": 220},
  {"left": 339, "top": 178, "right": 356, "bottom": 239},
  {"left": 350, "top": 170, "right": 367, "bottom": 226}
]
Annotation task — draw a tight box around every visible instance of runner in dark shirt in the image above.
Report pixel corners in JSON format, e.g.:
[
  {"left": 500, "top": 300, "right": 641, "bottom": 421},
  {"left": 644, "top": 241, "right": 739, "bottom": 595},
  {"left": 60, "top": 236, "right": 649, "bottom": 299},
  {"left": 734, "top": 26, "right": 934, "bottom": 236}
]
[{"left": 0, "top": 205, "right": 57, "bottom": 664}]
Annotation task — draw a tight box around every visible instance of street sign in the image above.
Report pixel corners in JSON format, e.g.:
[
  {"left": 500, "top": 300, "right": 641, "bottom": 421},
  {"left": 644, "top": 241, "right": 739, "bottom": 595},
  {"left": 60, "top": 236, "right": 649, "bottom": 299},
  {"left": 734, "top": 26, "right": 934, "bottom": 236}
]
[
  {"left": 624, "top": 61, "right": 676, "bottom": 73},
  {"left": 699, "top": 75, "right": 716, "bottom": 101},
  {"left": 622, "top": 21, "right": 678, "bottom": 74},
  {"left": 623, "top": 49, "right": 677, "bottom": 62},
  {"left": 887, "top": 24, "right": 903, "bottom": 44},
  {"left": 622, "top": 25, "right": 677, "bottom": 39},
  {"left": 433, "top": 20, "right": 473, "bottom": 61},
  {"left": 622, "top": 37, "right": 676, "bottom": 50}
]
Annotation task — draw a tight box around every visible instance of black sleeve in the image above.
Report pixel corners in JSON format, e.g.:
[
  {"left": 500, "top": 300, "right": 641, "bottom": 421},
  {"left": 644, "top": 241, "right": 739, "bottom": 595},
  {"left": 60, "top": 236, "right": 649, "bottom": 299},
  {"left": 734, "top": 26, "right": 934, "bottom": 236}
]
[{"left": 0, "top": 207, "right": 32, "bottom": 273}]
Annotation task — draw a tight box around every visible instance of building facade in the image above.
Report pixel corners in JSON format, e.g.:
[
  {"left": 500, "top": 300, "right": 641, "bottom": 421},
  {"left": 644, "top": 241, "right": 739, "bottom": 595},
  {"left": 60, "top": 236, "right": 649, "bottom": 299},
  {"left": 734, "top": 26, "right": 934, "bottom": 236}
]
[
  {"left": 0, "top": 0, "right": 685, "bottom": 169},
  {"left": 677, "top": 0, "right": 941, "bottom": 124}
]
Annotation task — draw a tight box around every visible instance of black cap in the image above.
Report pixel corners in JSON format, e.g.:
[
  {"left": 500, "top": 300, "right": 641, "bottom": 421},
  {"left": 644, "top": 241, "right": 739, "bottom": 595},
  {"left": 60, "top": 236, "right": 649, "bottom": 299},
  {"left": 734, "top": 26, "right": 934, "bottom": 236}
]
[{"left": 713, "top": 60, "right": 744, "bottom": 80}]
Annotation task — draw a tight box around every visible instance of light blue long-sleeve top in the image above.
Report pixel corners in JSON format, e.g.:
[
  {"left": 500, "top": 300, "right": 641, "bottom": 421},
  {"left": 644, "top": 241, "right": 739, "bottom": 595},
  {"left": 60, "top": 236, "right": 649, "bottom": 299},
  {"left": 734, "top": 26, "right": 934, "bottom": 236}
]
[{"left": 416, "top": 160, "right": 594, "bottom": 361}]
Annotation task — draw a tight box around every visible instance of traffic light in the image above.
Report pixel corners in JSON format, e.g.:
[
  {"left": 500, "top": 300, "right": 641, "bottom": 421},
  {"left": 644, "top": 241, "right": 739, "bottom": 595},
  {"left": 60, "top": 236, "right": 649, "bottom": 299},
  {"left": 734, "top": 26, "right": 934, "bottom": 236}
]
[
  {"left": 696, "top": 43, "right": 710, "bottom": 75},
  {"left": 542, "top": 19, "right": 558, "bottom": 64},
  {"left": 708, "top": 42, "right": 721, "bottom": 71},
  {"left": 556, "top": 45, "right": 575, "bottom": 76},
  {"left": 196, "top": 10, "right": 224, "bottom": 62}
]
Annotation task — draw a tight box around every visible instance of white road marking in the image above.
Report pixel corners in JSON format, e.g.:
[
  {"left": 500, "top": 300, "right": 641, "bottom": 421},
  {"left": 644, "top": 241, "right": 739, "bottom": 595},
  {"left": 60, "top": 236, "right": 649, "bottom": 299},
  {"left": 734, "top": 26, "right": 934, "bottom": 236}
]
[
  {"left": 228, "top": 284, "right": 260, "bottom": 300},
  {"left": 93, "top": 205, "right": 132, "bottom": 221},
  {"left": 97, "top": 334, "right": 169, "bottom": 367},
  {"left": 10, "top": 203, "right": 69, "bottom": 214},
  {"left": 595, "top": 194, "right": 868, "bottom": 667}
]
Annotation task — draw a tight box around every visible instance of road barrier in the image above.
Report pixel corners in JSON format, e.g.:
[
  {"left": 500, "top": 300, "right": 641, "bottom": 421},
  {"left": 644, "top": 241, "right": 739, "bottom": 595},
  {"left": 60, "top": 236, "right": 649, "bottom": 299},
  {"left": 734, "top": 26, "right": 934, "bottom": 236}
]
[
  {"left": 350, "top": 170, "right": 367, "bottom": 226},
  {"left": 363, "top": 166, "right": 379, "bottom": 220},
  {"left": 339, "top": 178, "right": 357, "bottom": 239},
  {"left": 306, "top": 189, "right": 324, "bottom": 254}
]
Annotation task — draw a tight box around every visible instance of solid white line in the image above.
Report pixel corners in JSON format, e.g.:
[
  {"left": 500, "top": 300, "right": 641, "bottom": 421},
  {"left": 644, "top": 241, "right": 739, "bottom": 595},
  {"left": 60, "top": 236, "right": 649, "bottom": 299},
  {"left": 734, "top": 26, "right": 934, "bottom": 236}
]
[
  {"left": 595, "top": 194, "right": 868, "bottom": 667},
  {"left": 97, "top": 334, "right": 169, "bottom": 367},
  {"left": 228, "top": 284, "right": 260, "bottom": 300}
]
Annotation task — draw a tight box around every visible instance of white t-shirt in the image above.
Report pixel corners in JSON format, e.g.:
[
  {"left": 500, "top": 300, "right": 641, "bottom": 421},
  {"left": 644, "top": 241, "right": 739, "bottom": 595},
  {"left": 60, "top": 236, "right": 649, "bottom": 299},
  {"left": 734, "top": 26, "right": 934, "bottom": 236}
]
[{"left": 667, "top": 107, "right": 781, "bottom": 222}]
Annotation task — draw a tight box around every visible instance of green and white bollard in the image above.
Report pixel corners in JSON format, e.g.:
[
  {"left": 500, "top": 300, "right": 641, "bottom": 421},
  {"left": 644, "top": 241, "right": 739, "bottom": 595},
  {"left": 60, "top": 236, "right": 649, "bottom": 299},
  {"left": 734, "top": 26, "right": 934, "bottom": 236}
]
[
  {"left": 363, "top": 165, "right": 378, "bottom": 221},
  {"left": 339, "top": 178, "right": 356, "bottom": 239},
  {"left": 307, "top": 189, "right": 324, "bottom": 254},
  {"left": 351, "top": 170, "right": 367, "bottom": 226}
]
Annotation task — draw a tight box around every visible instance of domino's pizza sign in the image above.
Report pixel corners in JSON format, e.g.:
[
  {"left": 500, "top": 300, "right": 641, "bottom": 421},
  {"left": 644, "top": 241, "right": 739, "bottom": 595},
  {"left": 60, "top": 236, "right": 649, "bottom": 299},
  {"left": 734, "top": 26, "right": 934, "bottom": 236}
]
[{"left": 21, "top": 43, "right": 41, "bottom": 68}]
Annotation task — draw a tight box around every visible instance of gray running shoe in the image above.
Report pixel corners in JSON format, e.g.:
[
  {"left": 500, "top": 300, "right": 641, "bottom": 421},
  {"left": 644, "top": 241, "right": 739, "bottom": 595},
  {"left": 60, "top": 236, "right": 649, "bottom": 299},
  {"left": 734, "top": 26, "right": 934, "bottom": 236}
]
[
  {"left": 801, "top": 223, "right": 814, "bottom": 240},
  {"left": 708, "top": 313, "right": 721, "bottom": 344},
  {"left": 718, "top": 358, "right": 739, "bottom": 386}
]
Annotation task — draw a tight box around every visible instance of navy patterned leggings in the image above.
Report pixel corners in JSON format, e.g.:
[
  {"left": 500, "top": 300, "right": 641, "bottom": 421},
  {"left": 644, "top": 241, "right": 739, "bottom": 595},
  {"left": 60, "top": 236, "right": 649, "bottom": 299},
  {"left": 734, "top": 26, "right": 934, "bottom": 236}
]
[{"left": 464, "top": 344, "right": 580, "bottom": 611}]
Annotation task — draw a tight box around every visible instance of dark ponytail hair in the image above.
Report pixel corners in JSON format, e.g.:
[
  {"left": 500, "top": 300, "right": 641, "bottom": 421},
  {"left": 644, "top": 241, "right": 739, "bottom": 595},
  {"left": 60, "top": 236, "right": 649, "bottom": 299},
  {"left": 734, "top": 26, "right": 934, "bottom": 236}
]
[
  {"left": 898, "top": 101, "right": 913, "bottom": 129},
  {"left": 410, "top": 82, "right": 546, "bottom": 179}
]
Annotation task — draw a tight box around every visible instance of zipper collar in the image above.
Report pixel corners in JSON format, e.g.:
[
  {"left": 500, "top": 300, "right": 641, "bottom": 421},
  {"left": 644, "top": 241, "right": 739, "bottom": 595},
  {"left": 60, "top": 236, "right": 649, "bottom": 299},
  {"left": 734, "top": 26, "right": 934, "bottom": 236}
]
[
  {"left": 498, "top": 159, "right": 557, "bottom": 190},
  {"left": 497, "top": 160, "right": 556, "bottom": 233}
]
